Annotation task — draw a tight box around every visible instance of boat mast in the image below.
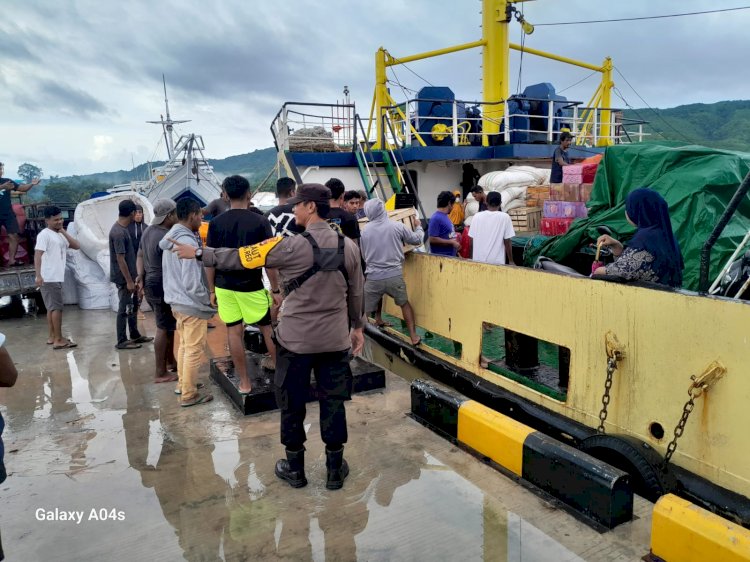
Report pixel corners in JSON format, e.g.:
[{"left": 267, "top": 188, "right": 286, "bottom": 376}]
[{"left": 146, "top": 75, "right": 190, "bottom": 161}]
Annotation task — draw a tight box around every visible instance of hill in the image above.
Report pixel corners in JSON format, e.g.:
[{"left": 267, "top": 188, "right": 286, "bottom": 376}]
[
  {"left": 52, "top": 147, "right": 277, "bottom": 188},
  {"left": 623, "top": 100, "right": 750, "bottom": 151}
]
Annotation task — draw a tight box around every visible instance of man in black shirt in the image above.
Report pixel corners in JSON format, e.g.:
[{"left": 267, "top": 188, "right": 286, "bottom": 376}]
[
  {"left": 324, "top": 178, "right": 360, "bottom": 242},
  {"left": 206, "top": 176, "right": 281, "bottom": 394},
  {"left": 550, "top": 131, "right": 573, "bottom": 184},
  {"left": 0, "top": 162, "right": 40, "bottom": 266},
  {"left": 110, "top": 200, "right": 153, "bottom": 349},
  {"left": 265, "top": 177, "right": 302, "bottom": 237},
  {"left": 136, "top": 198, "right": 178, "bottom": 382}
]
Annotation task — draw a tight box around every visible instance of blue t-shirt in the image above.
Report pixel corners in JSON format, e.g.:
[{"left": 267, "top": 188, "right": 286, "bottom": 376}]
[{"left": 428, "top": 211, "right": 457, "bottom": 256}]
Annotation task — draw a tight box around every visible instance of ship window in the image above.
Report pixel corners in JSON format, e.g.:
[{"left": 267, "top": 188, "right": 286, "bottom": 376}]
[
  {"left": 480, "top": 322, "right": 569, "bottom": 402},
  {"left": 380, "top": 313, "right": 462, "bottom": 359}
]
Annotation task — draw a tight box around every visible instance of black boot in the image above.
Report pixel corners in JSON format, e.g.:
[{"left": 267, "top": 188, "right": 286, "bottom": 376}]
[
  {"left": 325, "top": 447, "right": 349, "bottom": 490},
  {"left": 275, "top": 448, "right": 307, "bottom": 488}
]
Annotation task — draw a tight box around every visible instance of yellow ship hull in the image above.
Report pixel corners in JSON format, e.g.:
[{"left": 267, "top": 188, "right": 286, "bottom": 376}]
[{"left": 375, "top": 253, "right": 750, "bottom": 504}]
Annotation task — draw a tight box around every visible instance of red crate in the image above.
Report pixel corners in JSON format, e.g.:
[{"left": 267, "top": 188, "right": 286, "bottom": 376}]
[{"left": 540, "top": 217, "right": 574, "bottom": 236}]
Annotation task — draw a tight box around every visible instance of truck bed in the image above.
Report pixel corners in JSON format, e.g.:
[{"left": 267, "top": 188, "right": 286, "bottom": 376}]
[{"left": 0, "top": 264, "right": 38, "bottom": 297}]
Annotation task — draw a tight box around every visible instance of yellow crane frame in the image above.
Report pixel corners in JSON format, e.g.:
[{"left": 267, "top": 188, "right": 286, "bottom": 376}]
[{"left": 369, "top": 0, "right": 614, "bottom": 149}]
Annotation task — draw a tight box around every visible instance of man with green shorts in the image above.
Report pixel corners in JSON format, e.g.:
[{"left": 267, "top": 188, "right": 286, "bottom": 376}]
[{"left": 206, "top": 175, "right": 280, "bottom": 394}]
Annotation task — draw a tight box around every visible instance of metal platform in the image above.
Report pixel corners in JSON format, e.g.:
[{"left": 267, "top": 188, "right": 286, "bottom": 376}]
[{"left": 209, "top": 351, "right": 386, "bottom": 415}]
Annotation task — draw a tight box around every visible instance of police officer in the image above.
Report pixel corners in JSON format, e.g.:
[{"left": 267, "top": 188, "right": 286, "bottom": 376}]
[{"left": 168, "top": 183, "right": 365, "bottom": 490}]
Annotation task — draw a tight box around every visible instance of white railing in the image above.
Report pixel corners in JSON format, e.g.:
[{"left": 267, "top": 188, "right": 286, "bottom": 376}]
[
  {"left": 270, "top": 98, "right": 649, "bottom": 153},
  {"left": 271, "top": 102, "right": 356, "bottom": 152}
]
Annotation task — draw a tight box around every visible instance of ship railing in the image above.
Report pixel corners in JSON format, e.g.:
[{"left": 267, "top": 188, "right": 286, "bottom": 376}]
[
  {"left": 270, "top": 102, "right": 357, "bottom": 153},
  {"left": 380, "top": 97, "right": 649, "bottom": 148}
]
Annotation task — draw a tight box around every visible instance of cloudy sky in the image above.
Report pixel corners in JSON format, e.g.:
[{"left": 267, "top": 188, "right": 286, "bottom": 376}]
[{"left": 2, "top": 0, "right": 749, "bottom": 178}]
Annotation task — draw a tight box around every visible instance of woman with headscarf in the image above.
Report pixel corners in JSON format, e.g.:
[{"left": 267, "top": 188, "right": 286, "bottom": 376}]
[{"left": 594, "top": 188, "right": 683, "bottom": 287}]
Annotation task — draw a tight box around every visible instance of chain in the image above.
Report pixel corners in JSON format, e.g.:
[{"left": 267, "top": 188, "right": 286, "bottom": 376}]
[
  {"left": 662, "top": 362, "right": 726, "bottom": 469},
  {"left": 597, "top": 354, "right": 619, "bottom": 434},
  {"left": 662, "top": 383, "right": 704, "bottom": 467}
]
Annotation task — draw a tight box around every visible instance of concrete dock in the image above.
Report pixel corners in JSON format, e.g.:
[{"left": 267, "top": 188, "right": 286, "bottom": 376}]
[{"left": 0, "top": 308, "right": 652, "bottom": 561}]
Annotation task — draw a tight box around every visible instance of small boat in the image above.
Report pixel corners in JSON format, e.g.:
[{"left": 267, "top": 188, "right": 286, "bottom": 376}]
[{"left": 110, "top": 77, "right": 223, "bottom": 206}]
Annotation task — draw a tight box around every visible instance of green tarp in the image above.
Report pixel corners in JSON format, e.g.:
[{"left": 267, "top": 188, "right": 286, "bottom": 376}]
[{"left": 523, "top": 142, "right": 750, "bottom": 291}]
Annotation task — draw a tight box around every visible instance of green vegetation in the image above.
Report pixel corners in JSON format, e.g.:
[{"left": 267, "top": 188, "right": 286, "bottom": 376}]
[
  {"left": 623, "top": 100, "right": 750, "bottom": 152},
  {"left": 31, "top": 147, "right": 278, "bottom": 204},
  {"left": 39, "top": 177, "right": 110, "bottom": 204},
  {"left": 17, "top": 163, "right": 42, "bottom": 183}
]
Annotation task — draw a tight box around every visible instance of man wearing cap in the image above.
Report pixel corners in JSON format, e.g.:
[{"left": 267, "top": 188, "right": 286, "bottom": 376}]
[
  {"left": 168, "top": 183, "right": 365, "bottom": 491},
  {"left": 551, "top": 131, "right": 573, "bottom": 184},
  {"left": 136, "top": 199, "right": 178, "bottom": 382},
  {"left": 109, "top": 200, "right": 153, "bottom": 350}
]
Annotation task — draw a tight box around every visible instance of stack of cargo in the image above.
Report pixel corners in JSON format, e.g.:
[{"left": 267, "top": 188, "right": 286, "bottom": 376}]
[
  {"left": 525, "top": 185, "right": 551, "bottom": 207},
  {"left": 542, "top": 161, "right": 598, "bottom": 236},
  {"left": 508, "top": 206, "right": 542, "bottom": 234}
]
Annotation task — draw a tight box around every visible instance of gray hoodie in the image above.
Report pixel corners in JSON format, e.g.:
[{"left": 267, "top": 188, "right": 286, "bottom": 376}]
[
  {"left": 360, "top": 199, "right": 424, "bottom": 281},
  {"left": 158, "top": 223, "right": 215, "bottom": 319}
]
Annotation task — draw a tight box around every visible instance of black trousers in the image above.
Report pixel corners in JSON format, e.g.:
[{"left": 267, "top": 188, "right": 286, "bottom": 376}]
[
  {"left": 116, "top": 285, "right": 142, "bottom": 345},
  {"left": 274, "top": 345, "right": 353, "bottom": 451}
]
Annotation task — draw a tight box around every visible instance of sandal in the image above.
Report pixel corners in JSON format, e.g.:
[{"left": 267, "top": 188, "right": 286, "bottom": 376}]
[
  {"left": 116, "top": 342, "right": 142, "bottom": 350},
  {"left": 174, "top": 382, "right": 205, "bottom": 395},
  {"left": 130, "top": 336, "right": 154, "bottom": 344},
  {"left": 180, "top": 393, "right": 214, "bottom": 407},
  {"left": 53, "top": 341, "right": 78, "bottom": 350}
]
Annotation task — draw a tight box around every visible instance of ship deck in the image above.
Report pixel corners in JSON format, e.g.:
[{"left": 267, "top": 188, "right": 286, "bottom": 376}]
[{"left": 0, "top": 308, "right": 652, "bottom": 561}]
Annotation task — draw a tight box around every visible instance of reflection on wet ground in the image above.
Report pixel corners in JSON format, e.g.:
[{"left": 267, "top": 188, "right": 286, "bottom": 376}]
[{"left": 0, "top": 309, "right": 651, "bottom": 561}]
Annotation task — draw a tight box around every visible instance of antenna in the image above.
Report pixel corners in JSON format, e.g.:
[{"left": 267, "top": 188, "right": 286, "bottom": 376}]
[{"left": 146, "top": 74, "right": 190, "bottom": 160}]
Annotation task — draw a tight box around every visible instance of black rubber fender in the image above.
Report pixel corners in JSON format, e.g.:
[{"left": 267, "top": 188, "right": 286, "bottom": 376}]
[{"left": 580, "top": 434, "right": 676, "bottom": 501}]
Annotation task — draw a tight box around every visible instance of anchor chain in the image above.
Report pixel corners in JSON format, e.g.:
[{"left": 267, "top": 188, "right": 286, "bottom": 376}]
[
  {"left": 597, "top": 354, "right": 620, "bottom": 433},
  {"left": 662, "top": 361, "right": 727, "bottom": 468},
  {"left": 597, "top": 332, "right": 624, "bottom": 434}
]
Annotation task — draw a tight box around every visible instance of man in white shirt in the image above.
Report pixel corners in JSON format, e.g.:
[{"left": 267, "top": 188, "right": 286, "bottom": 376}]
[
  {"left": 468, "top": 191, "right": 516, "bottom": 266},
  {"left": 34, "top": 206, "right": 80, "bottom": 349}
]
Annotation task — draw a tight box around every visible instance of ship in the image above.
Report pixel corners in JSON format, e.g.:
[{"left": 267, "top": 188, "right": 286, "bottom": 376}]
[
  {"left": 109, "top": 77, "right": 223, "bottom": 207},
  {"left": 268, "top": 0, "right": 750, "bottom": 542}
]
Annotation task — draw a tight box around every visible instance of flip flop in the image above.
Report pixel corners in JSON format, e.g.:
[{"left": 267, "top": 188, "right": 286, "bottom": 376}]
[
  {"left": 154, "top": 374, "right": 179, "bottom": 384},
  {"left": 375, "top": 321, "right": 393, "bottom": 328},
  {"left": 116, "top": 342, "right": 142, "bottom": 350},
  {"left": 180, "top": 393, "right": 214, "bottom": 407},
  {"left": 46, "top": 340, "right": 54, "bottom": 345},
  {"left": 174, "top": 382, "right": 205, "bottom": 395},
  {"left": 52, "top": 342, "right": 77, "bottom": 350},
  {"left": 130, "top": 336, "right": 154, "bottom": 344},
  {"left": 411, "top": 337, "right": 422, "bottom": 347},
  {"left": 238, "top": 387, "right": 253, "bottom": 396}
]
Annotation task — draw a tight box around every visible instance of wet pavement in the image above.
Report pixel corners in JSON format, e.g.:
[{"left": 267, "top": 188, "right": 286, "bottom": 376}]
[{"left": 0, "top": 308, "right": 652, "bottom": 561}]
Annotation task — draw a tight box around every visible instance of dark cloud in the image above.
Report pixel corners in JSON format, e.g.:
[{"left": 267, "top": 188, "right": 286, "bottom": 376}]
[
  {"left": 0, "top": 30, "right": 39, "bottom": 63},
  {"left": 12, "top": 80, "right": 112, "bottom": 118}
]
